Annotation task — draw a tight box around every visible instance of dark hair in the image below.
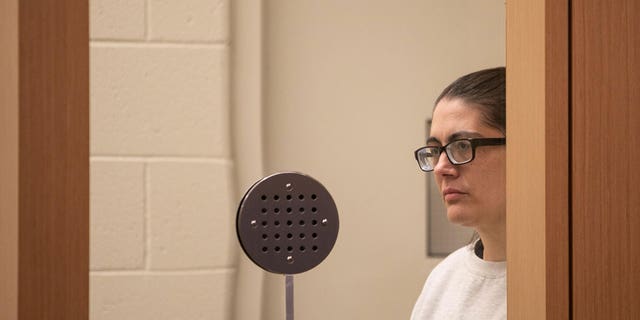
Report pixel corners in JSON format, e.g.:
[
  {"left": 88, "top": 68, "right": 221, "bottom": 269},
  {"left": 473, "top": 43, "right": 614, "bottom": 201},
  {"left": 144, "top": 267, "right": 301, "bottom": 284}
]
[{"left": 434, "top": 67, "right": 505, "bottom": 134}]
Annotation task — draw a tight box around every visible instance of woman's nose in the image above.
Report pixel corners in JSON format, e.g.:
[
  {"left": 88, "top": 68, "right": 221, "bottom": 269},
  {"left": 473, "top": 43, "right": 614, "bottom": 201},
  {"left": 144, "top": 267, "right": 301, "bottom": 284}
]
[{"left": 433, "top": 151, "right": 456, "bottom": 176}]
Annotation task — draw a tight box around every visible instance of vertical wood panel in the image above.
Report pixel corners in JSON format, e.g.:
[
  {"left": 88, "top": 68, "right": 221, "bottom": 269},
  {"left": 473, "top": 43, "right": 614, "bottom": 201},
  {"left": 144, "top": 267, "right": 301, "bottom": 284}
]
[
  {"left": 507, "top": 0, "right": 570, "bottom": 319},
  {"left": 572, "top": 0, "right": 640, "bottom": 318},
  {"left": 0, "top": 0, "right": 19, "bottom": 319},
  {"left": 15, "top": 0, "right": 89, "bottom": 319},
  {"left": 544, "top": 0, "right": 570, "bottom": 318},
  {"left": 506, "top": 1, "right": 547, "bottom": 318}
]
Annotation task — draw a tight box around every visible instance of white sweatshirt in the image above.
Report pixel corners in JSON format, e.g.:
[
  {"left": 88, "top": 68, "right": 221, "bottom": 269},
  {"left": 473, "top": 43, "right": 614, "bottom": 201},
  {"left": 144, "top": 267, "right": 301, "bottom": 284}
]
[{"left": 410, "top": 243, "right": 506, "bottom": 320}]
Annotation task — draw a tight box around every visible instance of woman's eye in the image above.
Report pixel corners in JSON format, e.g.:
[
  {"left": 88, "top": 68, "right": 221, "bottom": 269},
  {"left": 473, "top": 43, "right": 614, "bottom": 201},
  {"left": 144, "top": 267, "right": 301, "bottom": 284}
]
[
  {"left": 454, "top": 142, "right": 470, "bottom": 151},
  {"left": 425, "top": 148, "right": 440, "bottom": 157}
]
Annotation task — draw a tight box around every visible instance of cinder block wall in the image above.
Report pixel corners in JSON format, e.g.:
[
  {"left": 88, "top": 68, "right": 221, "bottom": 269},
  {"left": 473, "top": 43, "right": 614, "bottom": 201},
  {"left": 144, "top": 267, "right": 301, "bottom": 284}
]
[{"left": 89, "top": 1, "right": 236, "bottom": 319}]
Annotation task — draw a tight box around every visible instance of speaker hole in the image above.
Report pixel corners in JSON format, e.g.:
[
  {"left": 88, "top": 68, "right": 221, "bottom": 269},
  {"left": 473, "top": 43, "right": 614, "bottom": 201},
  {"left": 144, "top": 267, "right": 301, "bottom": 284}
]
[
  {"left": 261, "top": 208, "right": 268, "bottom": 214},
  {"left": 261, "top": 195, "right": 267, "bottom": 201},
  {"left": 299, "top": 207, "right": 305, "bottom": 213},
  {"left": 312, "top": 233, "right": 318, "bottom": 238},
  {"left": 312, "top": 245, "right": 318, "bottom": 251},
  {"left": 286, "top": 220, "right": 293, "bottom": 226},
  {"left": 299, "top": 220, "right": 305, "bottom": 226},
  {"left": 274, "top": 233, "right": 281, "bottom": 240},
  {"left": 273, "top": 195, "right": 280, "bottom": 201},
  {"left": 275, "top": 246, "right": 281, "bottom": 252},
  {"left": 286, "top": 195, "right": 292, "bottom": 201},
  {"left": 262, "top": 234, "right": 268, "bottom": 240},
  {"left": 274, "top": 208, "right": 280, "bottom": 214},
  {"left": 287, "top": 233, "right": 293, "bottom": 239},
  {"left": 299, "top": 233, "right": 306, "bottom": 239},
  {"left": 311, "top": 194, "right": 317, "bottom": 200},
  {"left": 298, "top": 194, "right": 305, "bottom": 200},
  {"left": 262, "top": 247, "right": 268, "bottom": 253},
  {"left": 287, "top": 246, "right": 293, "bottom": 252},
  {"left": 311, "top": 207, "right": 317, "bottom": 213},
  {"left": 311, "top": 219, "right": 318, "bottom": 226},
  {"left": 261, "top": 221, "right": 268, "bottom": 227},
  {"left": 286, "top": 207, "right": 292, "bottom": 213},
  {"left": 299, "top": 246, "right": 306, "bottom": 252},
  {"left": 274, "top": 220, "right": 280, "bottom": 226}
]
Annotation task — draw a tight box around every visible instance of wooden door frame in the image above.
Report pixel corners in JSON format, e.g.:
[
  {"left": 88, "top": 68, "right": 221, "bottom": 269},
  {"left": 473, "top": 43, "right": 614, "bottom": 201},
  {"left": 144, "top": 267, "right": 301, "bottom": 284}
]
[
  {"left": 0, "top": 0, "right": 20, "bottom": 318},
  {"left": 506, "top": 1, "right": 571, "bottom": 319},
  {"left": 2, "top": 0, "right": 573, "bottom": 319},
  {"left": 571, "top": 0, "right": 640, "bottom": 318},
  {"left": 0, "top": 0, "right": 89, "bottom": 319}
]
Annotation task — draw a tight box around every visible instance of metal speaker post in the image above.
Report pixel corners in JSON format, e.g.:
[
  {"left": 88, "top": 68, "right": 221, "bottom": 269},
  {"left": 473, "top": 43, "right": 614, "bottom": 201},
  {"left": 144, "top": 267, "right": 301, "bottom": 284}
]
[{"left": 236, "top": 172, "right": 339, "bottom": 320}]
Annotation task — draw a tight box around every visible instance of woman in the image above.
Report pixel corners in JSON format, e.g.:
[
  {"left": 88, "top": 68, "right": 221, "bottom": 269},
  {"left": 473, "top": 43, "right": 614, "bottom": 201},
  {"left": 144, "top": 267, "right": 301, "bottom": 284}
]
[{"left": 411, "top": 67, "right": 506, "bottom": 319}]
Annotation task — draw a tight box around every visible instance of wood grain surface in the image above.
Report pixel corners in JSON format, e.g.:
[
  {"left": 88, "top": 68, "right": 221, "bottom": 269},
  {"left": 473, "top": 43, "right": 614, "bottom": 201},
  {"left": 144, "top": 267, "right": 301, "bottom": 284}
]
[
  {"left": 0, "top": 0, "right": 19, "bottom": 319},
  {"left": 506, "top": 0, "right": 570, "bottom": 319},
  {"left": 1, "top": 0, "right": 89, "bottom": 319},
  {"left": 572, "top": 0, "right": 640, "bottom": 319}
]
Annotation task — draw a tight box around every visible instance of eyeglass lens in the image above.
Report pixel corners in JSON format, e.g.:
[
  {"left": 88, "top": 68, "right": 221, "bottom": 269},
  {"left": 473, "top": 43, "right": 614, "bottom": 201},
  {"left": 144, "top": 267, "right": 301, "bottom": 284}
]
[
  {"left": 421, "top": 140, "right": 473, "bottom": 170},
  {"left": 446, "top": 140, "right": 473, "bottom": 164}
]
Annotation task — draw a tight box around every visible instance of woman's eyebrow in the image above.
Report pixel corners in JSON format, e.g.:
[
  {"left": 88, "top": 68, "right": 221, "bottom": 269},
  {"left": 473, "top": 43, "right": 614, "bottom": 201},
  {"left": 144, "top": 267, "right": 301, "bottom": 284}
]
[
  {"left": 426, "top": 136, "right": 441, "bottom": 145},
  {"left": 447, "top": 131, "right": 483, "bottom": 141},
  {"left": 427, "top": 131, "right": 482, "bottom": 145}
]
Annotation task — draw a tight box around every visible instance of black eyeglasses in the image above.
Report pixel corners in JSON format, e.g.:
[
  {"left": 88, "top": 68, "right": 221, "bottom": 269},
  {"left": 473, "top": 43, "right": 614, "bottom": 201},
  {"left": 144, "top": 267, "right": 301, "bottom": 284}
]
[{"left": 414, "top": 137, "right": 506, "bottom": 172}]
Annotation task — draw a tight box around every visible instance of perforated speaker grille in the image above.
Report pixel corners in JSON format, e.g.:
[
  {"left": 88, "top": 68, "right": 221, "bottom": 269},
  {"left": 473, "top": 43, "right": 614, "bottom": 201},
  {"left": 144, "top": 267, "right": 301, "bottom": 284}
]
[{"left": 236, "top": 172, "right": 339, "bottom": 274}]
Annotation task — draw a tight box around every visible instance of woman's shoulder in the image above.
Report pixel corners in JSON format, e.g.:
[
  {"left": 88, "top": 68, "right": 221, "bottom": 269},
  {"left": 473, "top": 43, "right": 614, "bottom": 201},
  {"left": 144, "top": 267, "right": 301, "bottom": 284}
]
[
  {"left": 411, "top": 244, "right": 475, "bottom": 316},
  {"left": 425, "top": 244, "right": 473, "bottom": 281},
  {"left": 434, "top": 245, "right": 472, "bottom": 270}
]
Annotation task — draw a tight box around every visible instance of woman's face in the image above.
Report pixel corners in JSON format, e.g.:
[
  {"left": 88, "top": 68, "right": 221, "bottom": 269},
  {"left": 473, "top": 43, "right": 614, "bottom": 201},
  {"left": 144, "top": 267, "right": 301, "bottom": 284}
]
[{"left": 429, "top": 98, "right": 506, "bottom": 232}]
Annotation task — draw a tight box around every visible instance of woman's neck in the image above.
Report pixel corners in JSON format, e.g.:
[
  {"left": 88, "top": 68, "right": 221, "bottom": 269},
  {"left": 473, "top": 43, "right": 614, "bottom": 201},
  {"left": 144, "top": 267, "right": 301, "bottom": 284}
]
[{"left": 476, "top": 227, "right": 506, "bottom": 262}]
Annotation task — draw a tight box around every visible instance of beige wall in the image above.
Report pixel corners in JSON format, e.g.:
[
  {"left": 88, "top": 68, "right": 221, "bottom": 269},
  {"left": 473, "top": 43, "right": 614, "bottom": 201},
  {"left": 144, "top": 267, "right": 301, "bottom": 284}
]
[
  {"left": 260, "top": 1, "right": 505, "bottom": 319},
  {"left": 90, "top": 1, "right": 504, "bottom": 319},
  {"left": 89, "top": 0, "right": 235, "bottom": 319}
]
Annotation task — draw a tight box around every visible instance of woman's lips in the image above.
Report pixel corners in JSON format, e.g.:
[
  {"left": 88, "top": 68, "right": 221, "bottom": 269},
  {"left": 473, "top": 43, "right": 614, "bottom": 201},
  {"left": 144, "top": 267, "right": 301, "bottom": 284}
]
[{"left": 442, "top": 188, "right": 466, "bottom": 201}]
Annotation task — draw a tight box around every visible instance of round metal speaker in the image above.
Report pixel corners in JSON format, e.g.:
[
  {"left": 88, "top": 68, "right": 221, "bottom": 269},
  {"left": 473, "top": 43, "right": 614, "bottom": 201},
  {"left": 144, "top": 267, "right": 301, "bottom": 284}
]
[{"left": 236, "top": 172, "right": 339, "bottom": 274}]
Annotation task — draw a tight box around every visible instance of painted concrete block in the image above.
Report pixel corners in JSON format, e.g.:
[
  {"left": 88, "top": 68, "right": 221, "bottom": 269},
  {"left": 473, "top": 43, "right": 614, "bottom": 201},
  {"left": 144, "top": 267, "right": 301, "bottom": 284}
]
[
  {"left": 90, "top": 0, "right": 146, "bottom": 40},
  {"left": 91, "top": 160, "right": 145, "bottom": 270},
  {"left": 147, "top": 161, "right": 234, "bottom": 269},
  {"left": 90, "top": 271, "right": 233, "bottom": 320},
  {"left": 91, "top": 45, "right": 229, "bottom": 157},
  {"left": 149, "top": 0, "right": 229, "bottom": 42}
]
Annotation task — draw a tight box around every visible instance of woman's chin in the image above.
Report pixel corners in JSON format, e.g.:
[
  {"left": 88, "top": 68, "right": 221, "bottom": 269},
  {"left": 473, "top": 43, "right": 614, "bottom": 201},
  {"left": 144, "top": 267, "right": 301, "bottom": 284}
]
[{"left": 446, "top": 209, "right": 475, "bottom": 227}]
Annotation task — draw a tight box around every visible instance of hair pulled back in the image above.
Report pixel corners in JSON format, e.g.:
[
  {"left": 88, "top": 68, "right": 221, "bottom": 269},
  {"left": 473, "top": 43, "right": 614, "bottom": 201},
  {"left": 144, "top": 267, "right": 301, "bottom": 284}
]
[{"left": 434, "top": 67, "right": 505, "bottom": 134}]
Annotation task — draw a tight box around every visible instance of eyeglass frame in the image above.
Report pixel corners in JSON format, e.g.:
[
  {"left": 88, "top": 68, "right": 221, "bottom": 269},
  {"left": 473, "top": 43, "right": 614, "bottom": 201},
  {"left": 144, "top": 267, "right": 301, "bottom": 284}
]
[{"left": 414, "top": 137, "right": 506, "bottom": 172}]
